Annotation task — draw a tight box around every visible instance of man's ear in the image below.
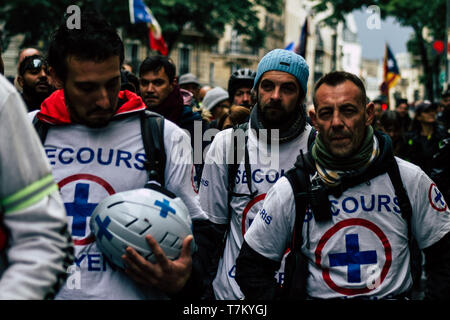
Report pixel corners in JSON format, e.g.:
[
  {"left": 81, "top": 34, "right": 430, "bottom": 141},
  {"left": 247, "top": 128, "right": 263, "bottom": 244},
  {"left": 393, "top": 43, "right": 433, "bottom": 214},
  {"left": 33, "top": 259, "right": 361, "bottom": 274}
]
[
  {"left": 17, "top": 75, "right": 24, "bottom": 88},
  {"left": 49, "top": 66, "right": 63, "bottom": 89},
  {"left": 365, "top": 101, "right": 375, "bottom": 126},
  {"left": 309, "top": 107, "right": 318, "bottom": 128}
]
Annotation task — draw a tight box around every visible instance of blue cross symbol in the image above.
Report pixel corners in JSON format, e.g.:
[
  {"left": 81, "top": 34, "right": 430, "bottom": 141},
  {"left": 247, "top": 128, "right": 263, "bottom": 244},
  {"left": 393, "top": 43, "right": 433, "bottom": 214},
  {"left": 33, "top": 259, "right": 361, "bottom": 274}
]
[
  {"left": 154, "top": 199, "right": 176, "bottom": 218},
  {"left": 65, "top": 183, "right": 98, "bottom": 237},
  {"left": 434, "top": 188, "right": 445, "bottom": 206},
  {"left": 329, "top": 234, "right": 377, "bottom": 283},
  {"left": 95, "top": 215, "right": 113, "bottom": 241}
]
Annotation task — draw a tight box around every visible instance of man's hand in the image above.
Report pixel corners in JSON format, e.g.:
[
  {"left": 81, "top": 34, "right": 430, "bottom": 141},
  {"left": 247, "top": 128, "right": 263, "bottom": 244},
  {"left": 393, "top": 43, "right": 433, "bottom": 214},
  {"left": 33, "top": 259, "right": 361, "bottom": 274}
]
[{"left": 122, "top": 234, "right": 193, "bottom": 294}]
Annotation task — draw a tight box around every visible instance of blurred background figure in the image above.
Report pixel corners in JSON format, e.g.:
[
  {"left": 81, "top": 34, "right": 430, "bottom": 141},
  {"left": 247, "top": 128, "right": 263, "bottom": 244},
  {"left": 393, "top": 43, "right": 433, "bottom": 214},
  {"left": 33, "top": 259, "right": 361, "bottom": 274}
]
[
  {"left": 437, "top": 88, "right": 450, "bottom": 133},
  {"left": 202, "top": 86, "right": 230, "bottom": 128},
  {"left": 371, "top": 96, "right": 385, "bottom": 130},
  {"left": 17, "top": 55, "right": 54, "bottom": 111},
  {"left": 216, "top": 105, "right": 251, "bottom": 130},
  {"left": 179, "top": 73, "right": 201, "bottom": 108},
  {"left": 395, "top": 98, "right": 412, "bottom": 132},
  {"left": 227, "top": 68, "right": 256, "bottom": 109},
  {"left": 406, "top": 101, "right": 448, "bottom": 176},
  {"left": 120, "top": 69, "right": 140, "bottom": 95},
  {"left": 199, "top": 85, "right": 211, "bottom": 104},
  {"left": 379, "top": 110, "right": 409, "bottom": 159},
  {"left": 122, "top": 61, "right": 133, "bottom": 73},
  {"left": 15, "top": 47, "right": 42, "bottom": 91}
]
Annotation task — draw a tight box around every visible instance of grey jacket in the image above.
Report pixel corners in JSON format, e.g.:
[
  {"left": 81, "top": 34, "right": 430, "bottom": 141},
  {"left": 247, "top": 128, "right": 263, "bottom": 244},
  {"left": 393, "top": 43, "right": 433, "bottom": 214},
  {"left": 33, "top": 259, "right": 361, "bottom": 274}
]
[{"left": 0, "top": 74, "right": 73, "bottom": 299}]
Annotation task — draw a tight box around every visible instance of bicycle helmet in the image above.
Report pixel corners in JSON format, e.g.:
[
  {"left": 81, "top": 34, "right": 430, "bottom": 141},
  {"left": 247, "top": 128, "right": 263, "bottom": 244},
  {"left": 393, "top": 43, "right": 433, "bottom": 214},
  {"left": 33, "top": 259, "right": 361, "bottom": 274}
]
[
  {"left": 228, "top": 68, "right": 256, "bottom": 99},
  {"left": 90, "top": 183, "right": 196, "bottom": 269}
]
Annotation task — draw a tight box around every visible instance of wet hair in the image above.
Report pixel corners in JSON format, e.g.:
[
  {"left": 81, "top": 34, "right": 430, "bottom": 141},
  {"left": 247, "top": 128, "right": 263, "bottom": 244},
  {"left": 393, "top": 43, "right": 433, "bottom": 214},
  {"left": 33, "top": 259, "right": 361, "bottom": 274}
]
[
  {"left": 48, "top": 11, "right": 124, "bottom": 82},
  {"left": 313, "top": 71, "right": 367, "bottom": 107},
  {"left": 139, "top": 55, "right": 176, "bottom": 83}
]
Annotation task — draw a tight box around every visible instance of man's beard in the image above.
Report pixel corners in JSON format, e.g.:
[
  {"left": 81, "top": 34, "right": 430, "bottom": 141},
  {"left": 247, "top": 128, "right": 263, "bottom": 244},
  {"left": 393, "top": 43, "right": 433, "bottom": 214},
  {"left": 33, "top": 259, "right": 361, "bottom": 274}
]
[
  {"left": 22, "top": 82, "right": 53, "bottom": 105},
  {"left": 259, "top": 100, "right": 294, "bottom": 129}
]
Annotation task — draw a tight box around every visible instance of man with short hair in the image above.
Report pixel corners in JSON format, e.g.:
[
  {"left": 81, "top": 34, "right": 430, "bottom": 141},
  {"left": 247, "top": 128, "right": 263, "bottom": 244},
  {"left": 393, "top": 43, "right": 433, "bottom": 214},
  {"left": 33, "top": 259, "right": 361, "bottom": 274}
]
[
  {"left": 138, "top": 56, "right": 205, "bottom": 147},
  {"left": 236, "top": 71, "right": 450, "bottom": 300},
  {"left": 35, "top": 12, "right": 206, "bottom": 299},
  {"left": 14, "top": 47, "right": 42, "bottom": 91},
  {"left": 17, "top": 55, "right": 54, "bottom": 111},
  {"left": 198, "top": 49, "right": 313, "bottom": 299},
  {"left": 228, "top": 68, "right": 256, "bottom": 109}
]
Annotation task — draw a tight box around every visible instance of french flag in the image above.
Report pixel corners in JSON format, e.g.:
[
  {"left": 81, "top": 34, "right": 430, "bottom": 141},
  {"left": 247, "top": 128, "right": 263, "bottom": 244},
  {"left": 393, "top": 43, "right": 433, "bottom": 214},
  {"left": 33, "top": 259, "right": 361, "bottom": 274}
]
[{"left": 129, "top": 0, "right": 168, "bottom": 56}]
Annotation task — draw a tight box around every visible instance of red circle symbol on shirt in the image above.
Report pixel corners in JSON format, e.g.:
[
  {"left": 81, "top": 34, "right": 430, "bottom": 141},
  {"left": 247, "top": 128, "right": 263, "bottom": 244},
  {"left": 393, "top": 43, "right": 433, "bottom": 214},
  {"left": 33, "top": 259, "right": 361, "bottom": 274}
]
[{"left": 315, "top": 218, "right": 392, "bottom": 296}]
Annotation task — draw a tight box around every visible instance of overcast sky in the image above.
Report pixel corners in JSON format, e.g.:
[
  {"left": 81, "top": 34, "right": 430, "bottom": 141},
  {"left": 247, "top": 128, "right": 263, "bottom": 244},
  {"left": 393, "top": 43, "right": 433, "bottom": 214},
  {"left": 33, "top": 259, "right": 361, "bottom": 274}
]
[{"left": 352, "top": 8, "right": 414, "bottom": 61}]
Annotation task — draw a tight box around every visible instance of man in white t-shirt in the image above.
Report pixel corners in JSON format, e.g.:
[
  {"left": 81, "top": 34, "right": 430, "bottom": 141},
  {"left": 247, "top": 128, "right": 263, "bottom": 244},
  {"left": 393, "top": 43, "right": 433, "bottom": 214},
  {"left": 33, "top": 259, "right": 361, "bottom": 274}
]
[
  {"left": 34, "top": 12, "right": 206, "bottom": 300},
  {"left": 198, "top": 49, "right": 313, "bottom": 299},
  {"left": 236, "top": 71, "right": 450, "bottom": 300}
]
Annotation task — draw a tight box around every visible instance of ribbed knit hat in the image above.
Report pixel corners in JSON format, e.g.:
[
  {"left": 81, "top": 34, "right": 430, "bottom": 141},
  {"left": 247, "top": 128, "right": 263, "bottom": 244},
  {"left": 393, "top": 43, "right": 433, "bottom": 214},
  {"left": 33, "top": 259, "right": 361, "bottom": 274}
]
[
  {"left": 202, "top": 87, "right": 229, "bottom": 111},
  {"left": 254, "top": 49, "right": 309, "bottom": 95}
]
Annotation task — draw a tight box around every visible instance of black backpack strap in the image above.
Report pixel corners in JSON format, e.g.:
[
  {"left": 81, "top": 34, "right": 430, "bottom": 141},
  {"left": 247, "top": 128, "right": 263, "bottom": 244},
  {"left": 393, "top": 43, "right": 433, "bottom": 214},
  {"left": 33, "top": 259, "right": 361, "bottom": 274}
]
[
  {"left": 280, "top": 151, "right": 313, "bottom": 300},
  {"left": 285, "top": 167, "right": 309, "bottom": 251},
  {"left": 32, "top": 115, "right": 49, "bottom": 144},
  {"left": 227, "top": 122, "right": 256, "bottom": 199},
  {"left": 386, "top": 157, "right": 413, "bottom": 238},
  {"left": 140, "top": 110, "right": 166, "bottom": 187}
]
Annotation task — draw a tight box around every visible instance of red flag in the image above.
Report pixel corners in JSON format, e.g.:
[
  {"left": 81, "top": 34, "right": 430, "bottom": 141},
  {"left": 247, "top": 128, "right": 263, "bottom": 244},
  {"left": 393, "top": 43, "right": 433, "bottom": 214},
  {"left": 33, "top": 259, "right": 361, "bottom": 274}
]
[
  {"left": 129, "top": 0, "right": 168, "bottom": 55},
  {"left": 148, "top": 22, "right": 168, "bottom": 56}
]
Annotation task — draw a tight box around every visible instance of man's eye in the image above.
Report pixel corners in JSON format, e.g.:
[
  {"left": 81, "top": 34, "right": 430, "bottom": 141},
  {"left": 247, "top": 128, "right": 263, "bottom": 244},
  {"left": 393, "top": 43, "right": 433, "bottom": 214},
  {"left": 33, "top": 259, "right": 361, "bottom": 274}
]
[
  {"left": 140, "top": 80, "right": 149, "bottom": 86},
  {"left": 318, "top": 110, "right": 332, "bottom": 118},
  {"left": 260, "top": 81, "right": 274, "bottom": 91},
  {"left": 78, "top": 85, "right": 95, "bottom": 92},
  {"left": 281, "top": 85, "right": 296, "bottom": 93}
]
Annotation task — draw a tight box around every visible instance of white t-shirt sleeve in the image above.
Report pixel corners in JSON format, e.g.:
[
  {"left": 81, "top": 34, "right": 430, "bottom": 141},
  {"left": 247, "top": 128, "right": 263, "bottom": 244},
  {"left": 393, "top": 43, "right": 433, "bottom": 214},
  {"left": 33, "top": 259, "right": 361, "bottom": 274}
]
[
  {"left": 244, "top": 176, "right": 296, "bottom": 261},
  {"left": 404, "top": 161, "right": 450, "bottom": 249},
  {"left": 163, "top": 119, "right": 207, "bottom": 220},
  {"left": 199, "top": 129, "right": 231, "bottom": 224}
]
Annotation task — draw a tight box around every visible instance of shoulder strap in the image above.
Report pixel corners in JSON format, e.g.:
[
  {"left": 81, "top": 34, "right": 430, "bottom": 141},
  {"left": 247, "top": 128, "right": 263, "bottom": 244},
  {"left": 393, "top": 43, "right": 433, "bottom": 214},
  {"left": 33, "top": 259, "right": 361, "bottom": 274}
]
[
  {"left": 284, "top": 151, "right": 316, "bottom": 250},
  {"left": 140, "top": 110, "right": 166, "bottom": 187},
  {"left": 307, "top": 126, "right": 317, "bottom": 151},
  {"left": 386, "top": 157, "right": 413, "bottom": 238},
  {"left": 227, "top": 122, "right": 255, "bottom": 198},
  {"left": 32, "top": 115, "right": 49, "bottom": 144}
]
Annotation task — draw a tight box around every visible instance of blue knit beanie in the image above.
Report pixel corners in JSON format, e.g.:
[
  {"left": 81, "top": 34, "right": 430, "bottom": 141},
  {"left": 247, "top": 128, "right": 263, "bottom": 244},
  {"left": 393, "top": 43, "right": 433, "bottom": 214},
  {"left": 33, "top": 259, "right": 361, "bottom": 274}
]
[{"left": 253, "top": 49, "right": 309, "bottom": 96}]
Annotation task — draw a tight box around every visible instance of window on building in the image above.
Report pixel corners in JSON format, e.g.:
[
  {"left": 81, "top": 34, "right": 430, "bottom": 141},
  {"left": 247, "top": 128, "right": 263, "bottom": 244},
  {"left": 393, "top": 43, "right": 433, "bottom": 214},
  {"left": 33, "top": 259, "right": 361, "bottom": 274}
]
[
  {"left": 209, "top": 62, "right": 215, "bottom": 86},
  {"left": 125, "top": 42, "right": 139, "bottom": 72},
  {"left": 230, "top": 29, "right": 240, "bottom": 54},
  {"left": 179, "top": 47, "right": 190, "bottom": 75}
]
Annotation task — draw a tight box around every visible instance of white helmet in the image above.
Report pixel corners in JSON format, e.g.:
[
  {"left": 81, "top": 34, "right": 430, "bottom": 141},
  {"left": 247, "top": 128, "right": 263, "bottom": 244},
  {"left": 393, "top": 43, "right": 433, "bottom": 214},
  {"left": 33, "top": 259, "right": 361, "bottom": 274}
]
[{"left": 90, "top": 183, "right": 196, "bottom": 269}]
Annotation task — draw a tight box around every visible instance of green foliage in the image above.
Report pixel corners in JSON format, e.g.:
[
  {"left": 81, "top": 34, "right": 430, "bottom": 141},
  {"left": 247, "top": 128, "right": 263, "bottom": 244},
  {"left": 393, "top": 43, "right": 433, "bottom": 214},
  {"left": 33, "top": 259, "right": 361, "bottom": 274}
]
[
  {"left": 311, "top": 0, "right": 446, "bottom": 100},
  {"left": 0, "top": 0, "right": 282, "bottom": 54}
]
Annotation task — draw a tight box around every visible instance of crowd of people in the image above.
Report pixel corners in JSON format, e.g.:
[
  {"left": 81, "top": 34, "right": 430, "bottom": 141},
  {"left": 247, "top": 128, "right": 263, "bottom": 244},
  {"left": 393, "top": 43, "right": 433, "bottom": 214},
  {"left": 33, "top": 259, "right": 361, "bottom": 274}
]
[{"left": 0, "top": 12, "right": 449, "bottom": 301}]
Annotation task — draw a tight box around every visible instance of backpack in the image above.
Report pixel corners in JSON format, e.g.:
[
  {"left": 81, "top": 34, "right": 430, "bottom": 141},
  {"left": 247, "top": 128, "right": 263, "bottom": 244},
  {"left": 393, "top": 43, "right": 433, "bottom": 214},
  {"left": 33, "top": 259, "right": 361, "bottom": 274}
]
[
  {"left": 280, "top": 144, "right": 413, "bottom": 300},
  {"left": 32, "top": 110, "right": 166, "bottom": 187}
]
